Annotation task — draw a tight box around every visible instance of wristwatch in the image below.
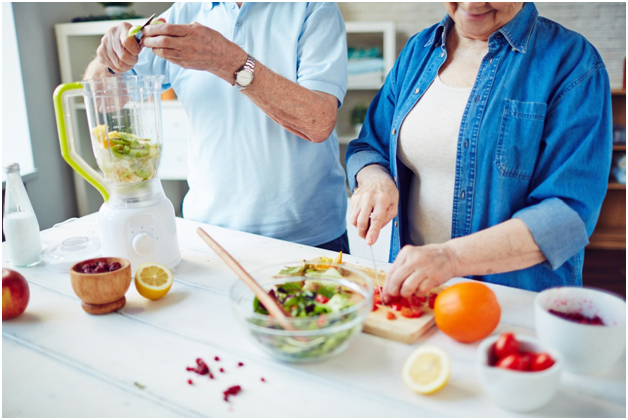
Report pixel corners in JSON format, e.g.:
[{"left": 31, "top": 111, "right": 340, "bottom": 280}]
[{"left": 233, "top": 55, "right": 256, "bottom": 90}]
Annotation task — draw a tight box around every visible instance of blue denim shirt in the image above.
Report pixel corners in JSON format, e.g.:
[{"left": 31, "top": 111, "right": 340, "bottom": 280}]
[{"left": 346, "top": 3, "right": 612, "bottom": 292}]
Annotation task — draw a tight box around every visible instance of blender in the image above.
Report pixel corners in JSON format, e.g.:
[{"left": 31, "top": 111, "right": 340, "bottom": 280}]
[{"left": 53, "top": 75, "right": 180, "bottom": 270}]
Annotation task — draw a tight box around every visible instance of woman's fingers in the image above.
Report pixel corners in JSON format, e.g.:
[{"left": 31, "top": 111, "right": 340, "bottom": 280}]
[
  {"left": 384, "top": 247, "right": 415, "bottom": 297},
  {"left": 399, "top": 271, "right": 428, "bottom": 297}
]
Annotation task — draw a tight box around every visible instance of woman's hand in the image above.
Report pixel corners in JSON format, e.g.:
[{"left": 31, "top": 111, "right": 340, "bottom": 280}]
[
  {"left": 350, "top": 165, "right": 399, "bottom": 245},
  {"left": 384, "top": 243, "right": 458, "bottom": 301},
  {"left": 141, "top": 22, "right": 247, "bottom": 84},
  {"left": 96, "top": 22, "right": 142, "bottom": 73}
]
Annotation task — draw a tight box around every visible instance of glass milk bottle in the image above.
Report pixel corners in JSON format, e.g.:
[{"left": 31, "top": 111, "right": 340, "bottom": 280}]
[{"left": 3, "top": 163, "right": 42, "bottom": 267}]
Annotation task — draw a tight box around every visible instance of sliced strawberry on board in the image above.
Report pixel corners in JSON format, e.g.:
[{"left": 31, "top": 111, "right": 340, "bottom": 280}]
[{"left": 386, "top": 311, "right": 397, "bottom": 320}]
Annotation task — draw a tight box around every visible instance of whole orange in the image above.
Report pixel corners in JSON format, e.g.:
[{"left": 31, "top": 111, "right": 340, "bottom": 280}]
[{"left": 434, "top": 282, "right": 501, "bottom": 343}]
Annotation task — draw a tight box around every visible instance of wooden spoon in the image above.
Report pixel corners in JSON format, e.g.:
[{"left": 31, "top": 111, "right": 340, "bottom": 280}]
[{"left": 196, "top": 228, "right": 295, "bottom": 329}]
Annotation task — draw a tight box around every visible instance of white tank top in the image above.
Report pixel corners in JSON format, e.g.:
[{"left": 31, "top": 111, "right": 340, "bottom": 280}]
[{"left": 397, "top": 75, "right": 472, "bottom": 245}]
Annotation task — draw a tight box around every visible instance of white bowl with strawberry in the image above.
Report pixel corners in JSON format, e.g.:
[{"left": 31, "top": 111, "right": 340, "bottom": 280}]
[{"left": 477, "top": 332, "right": 562, "bottom": 412}]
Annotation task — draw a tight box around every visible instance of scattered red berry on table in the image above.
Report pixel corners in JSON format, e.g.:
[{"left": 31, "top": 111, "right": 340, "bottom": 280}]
[
  {"left": 237, "top": 362, "right": 244, "bottom": 367},
  {"left": 187, "top": 379, "right": 193, "bottom": 385},
  {"left": 223, "top": 385, "right": 242, "bottom": 402}
]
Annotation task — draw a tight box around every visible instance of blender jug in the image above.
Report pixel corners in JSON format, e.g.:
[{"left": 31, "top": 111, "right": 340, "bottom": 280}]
[{"left": 53, "top": 75, "right": 181, "bottom": 270}]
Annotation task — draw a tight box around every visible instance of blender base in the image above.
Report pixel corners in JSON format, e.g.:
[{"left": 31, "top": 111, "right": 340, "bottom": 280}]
[{"left": 81, "top": 296, "right": 126, "bottom": 315}]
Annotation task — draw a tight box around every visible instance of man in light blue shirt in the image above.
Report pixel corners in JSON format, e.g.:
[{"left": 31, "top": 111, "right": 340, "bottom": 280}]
[{"left": 84, "top": 2, "right": 349, "bottom": 251}]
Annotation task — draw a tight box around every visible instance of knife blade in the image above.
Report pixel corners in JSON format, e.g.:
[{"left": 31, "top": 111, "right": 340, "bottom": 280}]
[
  {"left": 369, "top": 245, "right": 384, "bottom": 299},
  {"left": 134, "top": 13, "right": 156, "bottom": 42}
]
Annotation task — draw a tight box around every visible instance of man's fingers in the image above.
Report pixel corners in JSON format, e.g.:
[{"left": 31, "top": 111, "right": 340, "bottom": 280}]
[
  {"left": 142, "top": 23, "right": 189, "bottom": 38},
  {"left": 152, "top": 48, "right": 181, "bottom": 62},
  {"left": 141, "top": 35, "right": 179, "bottom": 50},
  {"left": 121, "top": 35, "right": 141, "bottom": 56}
]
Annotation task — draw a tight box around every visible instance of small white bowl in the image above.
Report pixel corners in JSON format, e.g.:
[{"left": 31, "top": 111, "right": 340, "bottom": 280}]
[
  {"left": 477, "top": 335, "right": 562, "bottom": 412},
  {"left": 534, "top": 287, "right": 626, "bottom": 374}
]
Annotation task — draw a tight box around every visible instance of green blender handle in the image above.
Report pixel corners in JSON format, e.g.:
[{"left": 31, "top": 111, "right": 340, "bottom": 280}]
[{"left": 53, "top": 83, "right": 109, "bottom": 202}]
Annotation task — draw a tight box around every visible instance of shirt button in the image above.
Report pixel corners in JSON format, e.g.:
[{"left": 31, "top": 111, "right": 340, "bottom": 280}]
[
  {"left": 394, "top": 221, "right": 398, "bottom": 228},
  {"left": 489, "top": 58, "right": 493, "bottom": 63},
  {"left": 512, "top": 47, "right": 516, "bottom": 52},
  {"left": 461, "top": 190, "right": 466, "bottom": 200},
  {"left": 414, "top": 88, "right": 420, "bottom": 94},
  {"left": 392, "top": 128, "right": 397, "bottom": 135},
  {"left": 464, "top": 139, "right": 469, "bottom": 149},
  {"left": 440, "top": 51, "right": 445, "bottom": 58},
  {"left": 236, "top": 21, "right": 241, "bottom": 26},
  {"left": 474, "top": 96, "right": 480, "bottom": 103}
]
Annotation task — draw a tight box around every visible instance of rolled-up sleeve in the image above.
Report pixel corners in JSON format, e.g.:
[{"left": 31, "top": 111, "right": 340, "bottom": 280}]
[
  {"left": 296, "top": 3, "right": 347, "bottom": 107},
  {"left": 346, "top": 42, "right": 408, "bottom": 191},
  {"left": 513, "top": 63, "right": 612, "bottom": 270}
]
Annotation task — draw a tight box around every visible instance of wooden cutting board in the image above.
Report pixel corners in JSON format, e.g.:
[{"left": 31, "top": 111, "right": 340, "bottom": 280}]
[{"left": 343, "top": 262, "right": 445, "bottom": 344}]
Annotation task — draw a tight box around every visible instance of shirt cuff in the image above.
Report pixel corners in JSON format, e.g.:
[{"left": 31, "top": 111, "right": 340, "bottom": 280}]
[
  {"left": 513, "top": 197, "right": 589, "bottom": 270},
  {"left": 299, "top": 79, "right": 346, "bottom": 108},
  {"left": 346, "top": 149, "right": 390, "bottom": 192}
]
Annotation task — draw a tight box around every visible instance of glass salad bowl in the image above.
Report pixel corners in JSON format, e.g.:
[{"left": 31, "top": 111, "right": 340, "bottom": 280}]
[{"left": 230, "top": 262, "right": 373, "bottom": 363}]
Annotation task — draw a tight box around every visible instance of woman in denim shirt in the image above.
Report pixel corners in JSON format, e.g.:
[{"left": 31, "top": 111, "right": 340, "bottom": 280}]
[{"left": 346, "top": 2, "right": 612, "bottom": 296}]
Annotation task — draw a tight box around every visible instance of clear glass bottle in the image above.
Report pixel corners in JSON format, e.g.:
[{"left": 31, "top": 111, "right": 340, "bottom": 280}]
[{"left": 3, "top": 163, "right": 42, "bottom": 267}]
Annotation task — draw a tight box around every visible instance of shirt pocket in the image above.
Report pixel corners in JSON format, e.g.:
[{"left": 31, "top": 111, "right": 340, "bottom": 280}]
[{"left": 495, "top": 99, "right": 547, "bottom": 180}]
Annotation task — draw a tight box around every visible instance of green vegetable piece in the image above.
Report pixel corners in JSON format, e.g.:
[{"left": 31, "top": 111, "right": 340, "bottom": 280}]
[
  {"left": 278, "top": 264, "right": 305, "bottom": 276},
  {"left": 118, "top": 132, "right": 139, "bottom": 142},
  {"left": 110, "top": 138, "right": 129, "bottom": 145},
  {"left": 277, "top": 282, "right": 303, "bottom": 293},
  {"left": 127, "top": 25, "right": 142, "bottom": 38},
  {"left": 135, "top": 170, "right": 152, "bottom": 179},
  {"left": 151, "top": 18, "right": 166, "bottom": 25},
  {"left": 253, "top": 297, "right": 269, "bottom": 315}
]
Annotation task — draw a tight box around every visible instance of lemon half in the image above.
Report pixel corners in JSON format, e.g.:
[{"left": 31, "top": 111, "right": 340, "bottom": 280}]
[
  {"left": 402, "top": 345, "right": 451, "bottom": 394},
  {"left": 135, "top": 263, "right": 173, "bottom": 300}
]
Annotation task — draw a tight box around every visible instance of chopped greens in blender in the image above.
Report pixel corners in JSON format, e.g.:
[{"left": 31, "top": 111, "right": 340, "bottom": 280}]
[{"left": 91, "top": 124, "right": 160, "bottom": 184}]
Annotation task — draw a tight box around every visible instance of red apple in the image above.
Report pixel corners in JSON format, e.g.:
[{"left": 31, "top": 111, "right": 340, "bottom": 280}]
[{"left": 3, "top": 268, "right": 30, "bottom": 320}]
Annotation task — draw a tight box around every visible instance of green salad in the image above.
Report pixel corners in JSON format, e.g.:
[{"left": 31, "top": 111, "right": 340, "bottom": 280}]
[{"left": 247, "top": 261, "right": 366, "bottom": 362}]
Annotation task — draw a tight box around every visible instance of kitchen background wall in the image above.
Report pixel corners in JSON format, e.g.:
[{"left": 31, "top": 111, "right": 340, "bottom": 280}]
[{"left": 8, "top": 2, "right": 626, "bottom": 229}]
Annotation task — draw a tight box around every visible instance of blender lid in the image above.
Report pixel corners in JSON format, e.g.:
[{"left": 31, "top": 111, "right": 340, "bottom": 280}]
[{"left": 40, "top": 236, "right": 101, "bottom": 272}]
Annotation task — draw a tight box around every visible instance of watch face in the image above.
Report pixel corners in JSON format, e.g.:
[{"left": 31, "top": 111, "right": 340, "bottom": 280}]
[{"left": 237, "top": 71, "right": 253, "bottom": 86}]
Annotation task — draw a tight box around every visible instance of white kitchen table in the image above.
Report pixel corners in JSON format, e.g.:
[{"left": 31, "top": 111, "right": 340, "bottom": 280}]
[{"left": 2, "top": 215, "right": 626, "bottom": 418}]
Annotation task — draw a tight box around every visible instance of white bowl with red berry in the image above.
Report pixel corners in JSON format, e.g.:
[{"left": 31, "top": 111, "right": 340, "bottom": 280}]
[
  {"left": 477, "top": 333, "right": 562, "bottom": 412},
  {"left": 534, "top": 287, "right": 626, "bottom": 375}
]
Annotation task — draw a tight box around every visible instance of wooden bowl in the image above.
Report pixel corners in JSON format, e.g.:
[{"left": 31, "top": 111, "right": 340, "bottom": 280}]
[{"left": 70, "top": 258, "right": 132, "bottom": 315}]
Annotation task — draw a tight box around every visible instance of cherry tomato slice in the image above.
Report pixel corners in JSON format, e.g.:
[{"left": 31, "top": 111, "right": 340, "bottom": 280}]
[
  {"left": 495, "top": 354, "right": 527, "bottom": 371},
  {"left": 494, "top": 332, "right": 520, "bottom": 359},
  {"left": 519, "top": 351, "right": 535, "bottom": 371},
  {"left": 315, "top": 294, "right": 329, "bottom": 304},
  {"left": 400, "top": 307, "right": 422, "bottom": 318},
  {"left": 428, "top": 293, "right": 438, "bottom": 309},
  {"left": 386, "top": 311, "right": 397, "bottom": 320},
  {"left": 391, "top": 303, "right": 403, "bottom": 311},
  {"left": 530, "top": 353, "right": 555, "bottom": 371}
]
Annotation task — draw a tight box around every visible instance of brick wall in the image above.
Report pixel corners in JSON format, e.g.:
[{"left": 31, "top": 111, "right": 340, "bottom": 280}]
[{"left": 338, "top": 2, "right": 626, "bottom": 88}]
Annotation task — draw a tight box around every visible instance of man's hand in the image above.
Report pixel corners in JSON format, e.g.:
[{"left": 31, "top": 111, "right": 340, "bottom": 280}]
[
  {"left": 350, "top": 165, "right": 399, "bottom": 245},
  {"left": 96, "top": 22, "right": 142, "bottom": 73},
  {"left": 141, "top": 22, "right": 247, "bottom": 84},
  {"left": 384, "top": 243, "right": 458, "bottom": 301}
]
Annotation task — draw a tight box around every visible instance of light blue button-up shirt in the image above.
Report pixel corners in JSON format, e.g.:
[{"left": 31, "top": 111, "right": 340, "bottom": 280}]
[
  {"left": 346, "top": 3, "right": 612, "bottom": 292},
  {"left": 133, "top": 2, "right": 348, "bottom": 246}
]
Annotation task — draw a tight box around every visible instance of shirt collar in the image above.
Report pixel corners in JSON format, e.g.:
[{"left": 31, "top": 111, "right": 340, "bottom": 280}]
[{"left": 424, "top": 2, "right": 538, "bottom": 54}]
